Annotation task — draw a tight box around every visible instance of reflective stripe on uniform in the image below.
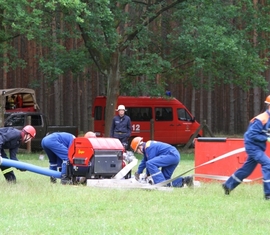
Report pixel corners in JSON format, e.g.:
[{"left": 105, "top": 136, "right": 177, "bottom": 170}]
[
  {"left": 263, "top": 179, "right": 270, "bottom": 183},
  {"left": 2, "top": 168, "right": 13, "bottom": 175},
  {"left": 151, "top": 171, "right": 162, "bottom": 177},
  {"left": 232, "top": 173, "right": 242, "bottom": 183}
]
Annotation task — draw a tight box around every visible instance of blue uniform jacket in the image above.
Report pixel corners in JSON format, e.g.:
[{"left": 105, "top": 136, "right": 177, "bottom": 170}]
[
  {"left": 42, "top": 132, "right": 75, "bottom": 149},
  {"left": 244, "top": 110, "right": 270, "bottom": 153},
  {"left": 137, "top": 141, "right": 179, "bottom": 174},
  {"left": 110, "top": 115, "right": 132, "bottom": 139},
  {"left": 0, "top": 127, "right": 22, "bottom": 161}
]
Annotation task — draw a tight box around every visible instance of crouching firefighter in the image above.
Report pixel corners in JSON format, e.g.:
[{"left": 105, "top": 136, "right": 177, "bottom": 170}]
[
  {"left": 0, "top": 125, "right": 36, "bottom": 183},
  {"left": 41, "top": 132, "right": 75, "bottom": 184},
  {"left": 131, "top": 137, "right": 193, "bottom": 187}
]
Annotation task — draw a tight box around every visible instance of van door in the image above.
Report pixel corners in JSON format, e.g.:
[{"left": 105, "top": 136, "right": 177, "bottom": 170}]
[
  {"left": 175, "top": 108, "right": 195, "bottom": 144},
  {"left": 94, "top": 106, "right": 105, "bottom": 137},
  {"left": 154, "top": 107, "right": 176, "bottom": 144},
  {"left": 125, "top": 107, "right": 152, "bottom": 141}
]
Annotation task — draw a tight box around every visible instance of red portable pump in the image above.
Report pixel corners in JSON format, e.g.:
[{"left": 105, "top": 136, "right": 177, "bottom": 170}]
[{"left": 67, "top": 137, "right": 130, "bottom": 183}]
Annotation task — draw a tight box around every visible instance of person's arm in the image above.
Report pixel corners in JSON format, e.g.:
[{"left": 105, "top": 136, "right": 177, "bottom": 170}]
[
  {"left": 137, "top": 156, "right": 146, "bottom": 174},
  {"left": 247, "top": 119, "right": 268, "bottom": 142},
  {"left": 0, "top": 136, "right": 3, "bottom": 151},
  {"left": 126, "top": 116, "right": 132, "bottom": 137},
  {"left": 9, "top": 148, "right": 19, "bottom": 161}
]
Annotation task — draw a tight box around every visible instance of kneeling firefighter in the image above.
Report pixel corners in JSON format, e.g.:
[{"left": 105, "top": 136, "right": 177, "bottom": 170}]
[{"left": 131, "top": 137, "right": 193, "bottom": 187}]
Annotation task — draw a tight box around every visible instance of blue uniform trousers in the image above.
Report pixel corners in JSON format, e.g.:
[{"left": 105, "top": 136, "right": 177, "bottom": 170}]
[
  {"left": 41, "top": 137, "right": 69, "bottom": 176},
  {"left": 224, "top": 150, "right": 270, "bottom": 195},
  {"left": 146, "top": 149, "right": 184, "bottom": 187}
]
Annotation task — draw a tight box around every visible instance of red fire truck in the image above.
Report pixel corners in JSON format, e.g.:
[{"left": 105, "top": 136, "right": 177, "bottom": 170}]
[{"left": 92, "top": 96, "right": 202, "bottom": 146}]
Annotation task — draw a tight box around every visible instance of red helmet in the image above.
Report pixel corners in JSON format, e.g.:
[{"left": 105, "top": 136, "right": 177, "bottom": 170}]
[
  {"left": 265, "top": 95, "right": 270, "bottom": 104},
  {"left": 84, "top": 131, "right": 96, "bottom": 138},
  {"left": 130, "top": 137, "right": 143, "bottom": 152},
  {"left": 22, "top": 125, "right": 36, "bottom": 143},
  {"left": 23, "top": 125, "right": 36, "bottom": 137}
]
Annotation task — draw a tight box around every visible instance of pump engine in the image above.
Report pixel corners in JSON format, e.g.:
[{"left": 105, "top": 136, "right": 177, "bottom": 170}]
[{"left": 67, "top": 137, "right": 131, "bottom": 184}]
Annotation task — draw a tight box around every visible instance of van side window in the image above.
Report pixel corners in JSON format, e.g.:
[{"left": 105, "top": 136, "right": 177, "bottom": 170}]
[
  {"left": 155, "top": 107, "right": 173, "bottom": 121},
  {"left": 4, "top": 114, "right": 25, "bottom": 127},
  {"left": 125, "top": 107, "right": 152, "bottom": 121},
  {"left": 28, "top": 115, "right": 42, "bottom": 126},
  {"left": 94, "top": 106, "right": 102, "bottom": 120},
  {"left": 177, "top": 108, "right": 192, "bottom": 121}
]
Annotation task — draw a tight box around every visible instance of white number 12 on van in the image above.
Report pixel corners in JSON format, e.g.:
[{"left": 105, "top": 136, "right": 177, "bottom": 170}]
[{"left": 132, "top": 124, "right": 140, "bottom": 132}]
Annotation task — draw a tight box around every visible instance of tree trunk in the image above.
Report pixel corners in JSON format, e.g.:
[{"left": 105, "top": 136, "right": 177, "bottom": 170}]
[
  {"left": 105, "top": 51, "right": 121, "bottom": 137},
  {"left": 253, "top": 87, "right": 260, "bottom": 115},
  {"left": 76, "top": 76, "right": 81, "bottom": 134},
  {"left": 199, "top": 72, "right": 203, "bottom": 125},
  {"left": 240, "top": 89, "right": 248, "bottom": 133},
  {"left": 207, "top": 74, "right": 212, "bottom": 131},
  {"left": 229, "top": 82, "right": 235, "bottom": 135}
]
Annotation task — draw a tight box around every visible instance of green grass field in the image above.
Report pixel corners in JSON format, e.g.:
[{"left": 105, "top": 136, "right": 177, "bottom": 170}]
[{"left": 0, "top": 152, "right": 269, "bottom": 235}]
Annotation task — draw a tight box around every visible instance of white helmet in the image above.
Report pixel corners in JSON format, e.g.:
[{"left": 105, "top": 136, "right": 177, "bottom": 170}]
[{"left": 116, "top": 105, "right": 126, "bottom": 111}]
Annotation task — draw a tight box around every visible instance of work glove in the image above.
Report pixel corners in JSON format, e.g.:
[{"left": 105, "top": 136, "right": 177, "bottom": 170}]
[
  {"left": 125, "top": 151, "right": 136, "bottom": 163},
  {"left": 134, "top": 171, "right": 140, "bottom": 181}
]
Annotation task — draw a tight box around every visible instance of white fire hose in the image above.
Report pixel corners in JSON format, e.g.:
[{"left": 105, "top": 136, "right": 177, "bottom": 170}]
[{"left": 153, "top": 147, "right": 247, "bottom": 187}]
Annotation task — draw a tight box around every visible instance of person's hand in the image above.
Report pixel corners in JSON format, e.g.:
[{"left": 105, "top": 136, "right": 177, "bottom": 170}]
[{"left": 134, "top": 171, "right": 140, "bottom": 181}]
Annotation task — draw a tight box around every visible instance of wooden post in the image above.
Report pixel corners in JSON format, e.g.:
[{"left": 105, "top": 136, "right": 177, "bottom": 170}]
[
  {"left": 0, "top": 91, "right": 5, "bottom": 127},
  {"left": 182, "top": 120, "right": 214, "bottom": 151},
  {"left": 150, "top": 119, "right": 154, "bottom": 140},
  {"left": 202, "top": 120, "right": 214, "bottom": 137},
  {"left": 26, "top": 116, "right": 32, "bottom": 153},
  {"left": 91, "top": 116, "right": 94, "bottom": 132}
]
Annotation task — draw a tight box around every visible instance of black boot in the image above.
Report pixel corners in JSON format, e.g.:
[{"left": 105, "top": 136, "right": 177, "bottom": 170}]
[
  {"left": 50, "top": 177, "right": 57, "bottom": 184},
  {"left": 61, "top": 175, "right": 71, "bottom": 185},
  {"left": 183, "top": 176, "right": 194, "bottom": 187},
  {"left": 4, "top": 171, "right": 16, "bottom": 184},
  {"left": 222, "top": 183, "right": 231, "bottom": 195}
]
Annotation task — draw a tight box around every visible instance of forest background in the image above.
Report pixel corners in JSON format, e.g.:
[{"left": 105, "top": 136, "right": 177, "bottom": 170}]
[{"left": 1, "top": 0, "right": 270, "bottom": 136}]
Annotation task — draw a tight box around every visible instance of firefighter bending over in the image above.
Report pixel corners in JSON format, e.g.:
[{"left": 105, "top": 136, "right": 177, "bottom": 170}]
[
  {"left": 0, "top": 125, "right": 36, "bottom": 183},
  {"left": 41, "top": 132, "right": 75, "bottom": 184},
  {"left": 131, "top": 137, "right": 193, "bottom": 187}
]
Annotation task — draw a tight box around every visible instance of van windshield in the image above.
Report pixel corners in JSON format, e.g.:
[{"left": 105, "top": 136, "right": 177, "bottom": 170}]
[{"left": 177, "top": 108, "right": 192, "bottom": 121}]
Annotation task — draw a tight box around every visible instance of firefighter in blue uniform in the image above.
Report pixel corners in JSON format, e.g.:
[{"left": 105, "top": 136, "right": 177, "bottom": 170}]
[
  {"left": 131, "top": 137, "right": 193, "bottom": 187},
  {"left": 110, "top": 105, "right": 132, "bottom": 149},
  {"left": 41, "top": 132, "right": 75, "bottom": 184},
  {"left": 0, "top": 125, "right": 36, "bottom": 183},
  {"left": 222, "top": 95, "right": 270, "bottom": 200}
]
